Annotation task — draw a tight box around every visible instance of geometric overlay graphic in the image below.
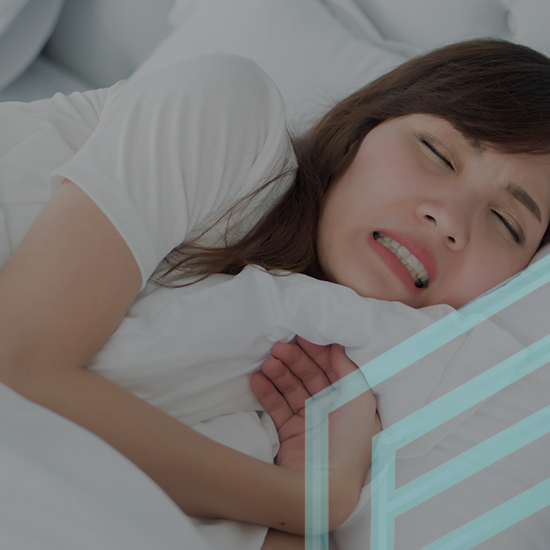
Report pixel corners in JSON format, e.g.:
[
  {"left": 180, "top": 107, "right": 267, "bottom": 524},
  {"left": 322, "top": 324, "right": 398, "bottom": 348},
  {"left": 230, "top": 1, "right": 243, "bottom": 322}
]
[{"left": 305, "top": 254, "right": 550, "bottom": 550}]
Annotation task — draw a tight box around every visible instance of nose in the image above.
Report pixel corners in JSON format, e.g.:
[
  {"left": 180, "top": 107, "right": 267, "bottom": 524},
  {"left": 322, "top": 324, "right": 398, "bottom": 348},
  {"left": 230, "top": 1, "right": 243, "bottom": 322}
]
[{"left": 416, "top": 200, "right": 470, "bottom": 250}]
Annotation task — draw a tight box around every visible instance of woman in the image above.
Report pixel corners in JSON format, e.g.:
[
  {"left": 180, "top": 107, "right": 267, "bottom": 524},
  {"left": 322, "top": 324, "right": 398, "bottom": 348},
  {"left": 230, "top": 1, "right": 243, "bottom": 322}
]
[{"left": 0, "top": 38, "right": 549, "bottom": 549}]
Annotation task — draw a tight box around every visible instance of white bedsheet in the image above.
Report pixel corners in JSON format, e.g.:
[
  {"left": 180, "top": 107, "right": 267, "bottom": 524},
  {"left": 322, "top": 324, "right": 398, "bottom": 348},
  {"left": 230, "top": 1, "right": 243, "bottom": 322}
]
[
  {"left": 90, "top": 267, "right": 454, "bottom": 427},
  {"left": 89, "top": 265, "right": 530, "bottom": 549},
  {"left": 90, "top": 267, "right": 453, "bottom": 549},
  {"left": 0, "top": 377, "right": 213, "bottom": 550}
]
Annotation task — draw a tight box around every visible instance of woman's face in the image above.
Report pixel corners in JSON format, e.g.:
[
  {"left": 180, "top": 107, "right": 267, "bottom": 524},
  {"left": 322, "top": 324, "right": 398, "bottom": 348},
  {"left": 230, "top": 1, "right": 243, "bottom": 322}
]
[{"left": 317, "top": 114, "right": 550, "bottom": 309}]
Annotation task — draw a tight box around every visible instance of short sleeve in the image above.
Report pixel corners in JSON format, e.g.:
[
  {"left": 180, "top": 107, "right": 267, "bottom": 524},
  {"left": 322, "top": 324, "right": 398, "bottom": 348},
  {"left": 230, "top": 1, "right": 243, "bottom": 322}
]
[{"left": 49, "top": 54, "right": 294, "bottom": 289}]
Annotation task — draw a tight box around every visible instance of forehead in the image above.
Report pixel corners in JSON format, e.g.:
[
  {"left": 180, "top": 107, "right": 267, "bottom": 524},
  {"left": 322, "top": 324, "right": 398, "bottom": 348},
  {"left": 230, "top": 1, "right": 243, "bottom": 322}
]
[
  {"left": 406, "top": 113, "right": 550, "bottom": 158},
  {"left": 404, "top": 114, "right": 550, "bottom": 160},
  {"left": 401, "top": 114, "right": 479, "bottom": 144}
]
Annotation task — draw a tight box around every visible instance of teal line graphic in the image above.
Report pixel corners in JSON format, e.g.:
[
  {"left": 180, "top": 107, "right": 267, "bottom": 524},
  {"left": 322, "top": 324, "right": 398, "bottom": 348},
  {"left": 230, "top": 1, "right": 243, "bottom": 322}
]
[
  {"left": 305, "top": 253, "right": 550, "bottom": 550},
  {"left": 420, "top": 477, "right": 550, "bottom": 550},
  {"left": 370, "top": 335, "right": 550, "bottom": 549}
]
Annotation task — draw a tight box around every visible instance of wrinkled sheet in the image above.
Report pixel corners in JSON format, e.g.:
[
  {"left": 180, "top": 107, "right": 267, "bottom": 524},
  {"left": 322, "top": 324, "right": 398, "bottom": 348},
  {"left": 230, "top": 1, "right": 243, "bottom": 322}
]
[{"left": 89, "top": 265, "right": 529, "bottom": 549}]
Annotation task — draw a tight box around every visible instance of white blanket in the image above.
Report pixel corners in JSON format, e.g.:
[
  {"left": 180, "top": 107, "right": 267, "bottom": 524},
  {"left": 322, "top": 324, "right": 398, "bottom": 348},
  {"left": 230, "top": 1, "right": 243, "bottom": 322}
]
[{"left": 88, "top": 265, "right": 527, "bottom": 549}]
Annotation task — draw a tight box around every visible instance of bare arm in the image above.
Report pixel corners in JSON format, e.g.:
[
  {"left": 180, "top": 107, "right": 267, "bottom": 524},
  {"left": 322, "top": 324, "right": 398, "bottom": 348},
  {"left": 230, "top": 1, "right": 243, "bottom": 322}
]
[
  {"left": 0, "top": 180, "right": 309, "bottom": 533},
  {"left": 262, "top": 529, "right": 304, "bottom": 549},
  {"left": 251, "top": 337, "right": 381, "bottom": 533},
  {"left": 0, "top": 180, "right": 375, "bottom": 535}
]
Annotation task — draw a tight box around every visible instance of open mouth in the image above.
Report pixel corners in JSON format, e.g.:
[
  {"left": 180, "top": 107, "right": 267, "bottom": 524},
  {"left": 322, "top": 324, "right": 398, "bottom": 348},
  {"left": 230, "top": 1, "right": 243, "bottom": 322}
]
[{"left": 373, "top": 231, "right": 430, "bottom": 288}]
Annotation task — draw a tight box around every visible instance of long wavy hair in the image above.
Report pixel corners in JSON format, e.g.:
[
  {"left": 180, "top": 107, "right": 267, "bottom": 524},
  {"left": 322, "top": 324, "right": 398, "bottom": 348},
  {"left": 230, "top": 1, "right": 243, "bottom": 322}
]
[{"left": 155, "top": 38, "right": 550, "bottom": 287}]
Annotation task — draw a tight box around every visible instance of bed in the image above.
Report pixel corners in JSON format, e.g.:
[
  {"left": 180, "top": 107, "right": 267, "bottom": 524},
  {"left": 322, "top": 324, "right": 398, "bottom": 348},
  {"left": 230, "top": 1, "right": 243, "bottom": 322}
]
[{"left": 2, "top": 1, "right": 550, "bottom": 549}]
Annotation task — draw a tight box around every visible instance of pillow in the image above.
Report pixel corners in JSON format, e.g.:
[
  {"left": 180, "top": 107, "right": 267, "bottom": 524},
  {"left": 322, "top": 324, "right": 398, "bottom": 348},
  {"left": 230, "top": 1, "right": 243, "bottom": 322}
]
[
  {"left": 319, "top": 0, "right": 425, "bottom": 57},
  {"left": 0, "top": 0, "right": 65, "bottom": 91},
  {"left": 133, "top": 0, "right": 409, "bottom": 132},
  {"left": 0, "top": 0, "right": 30, "bottom": 36},
  {"left": 328, "top": 0, "right": 550, "bottom": 57}
]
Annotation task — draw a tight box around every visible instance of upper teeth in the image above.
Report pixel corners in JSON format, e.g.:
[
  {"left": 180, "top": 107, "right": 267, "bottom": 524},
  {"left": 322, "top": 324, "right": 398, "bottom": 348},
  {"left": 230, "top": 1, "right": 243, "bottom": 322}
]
[{"left": 374, "top": 232, "right": 429, "bottom": 288}]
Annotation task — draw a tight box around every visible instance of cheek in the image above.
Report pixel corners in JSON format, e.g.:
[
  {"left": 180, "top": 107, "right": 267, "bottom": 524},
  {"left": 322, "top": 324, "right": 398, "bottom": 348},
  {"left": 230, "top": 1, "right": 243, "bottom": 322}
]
[
  {"left": 363, "top": 151, "right": 424, "bottom": 201},
  {"left": 321, "top": 174, "right": 369, "bottom": 230},
  {"left": 451, "top": 250, "right": 529, "bottom": 306},
  {"left": 316, "top": 188, "right": 346, "bottom": 268}
]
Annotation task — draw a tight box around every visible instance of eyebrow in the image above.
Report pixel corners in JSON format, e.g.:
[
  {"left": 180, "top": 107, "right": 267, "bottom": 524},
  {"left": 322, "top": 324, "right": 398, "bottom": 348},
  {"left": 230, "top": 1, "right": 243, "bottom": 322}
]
[
  {"left": 506, "top": 183, "right": 542, "bottom": 223},
  {"left": 442, "top": 127, "right": 543, "bottom": 224}
]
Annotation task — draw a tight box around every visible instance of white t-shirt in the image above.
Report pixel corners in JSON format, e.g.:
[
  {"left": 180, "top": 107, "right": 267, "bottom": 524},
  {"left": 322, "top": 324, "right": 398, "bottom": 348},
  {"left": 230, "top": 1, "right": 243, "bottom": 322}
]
[
  {"left": 0, "top": 55, "right": 293, "bottom": 550},
  {"left": 0, "top": 54, "right": 295, "bottom": 289}
]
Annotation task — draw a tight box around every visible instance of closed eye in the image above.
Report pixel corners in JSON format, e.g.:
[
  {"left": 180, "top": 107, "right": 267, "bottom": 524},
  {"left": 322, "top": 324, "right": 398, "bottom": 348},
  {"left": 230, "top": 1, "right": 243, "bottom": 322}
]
[
  {"left": 420, "top": 137, "right": 455, "bottom": 171},
  {"left": 492, "top": 210, "right": 523, "bottom": 244}
]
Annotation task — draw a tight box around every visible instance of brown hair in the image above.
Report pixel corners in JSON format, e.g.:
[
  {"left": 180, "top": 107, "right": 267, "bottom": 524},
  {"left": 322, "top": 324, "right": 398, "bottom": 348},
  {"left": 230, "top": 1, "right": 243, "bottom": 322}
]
[{"left": 156, "top": 39, "right": 550, "bottom": 287}]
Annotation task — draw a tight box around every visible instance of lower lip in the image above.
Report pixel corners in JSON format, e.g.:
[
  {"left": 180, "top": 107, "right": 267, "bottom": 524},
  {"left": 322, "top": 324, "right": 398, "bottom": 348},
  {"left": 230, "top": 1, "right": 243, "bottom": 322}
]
[{"left": 367, "top": 233, "right": 423, "bottom": 295}]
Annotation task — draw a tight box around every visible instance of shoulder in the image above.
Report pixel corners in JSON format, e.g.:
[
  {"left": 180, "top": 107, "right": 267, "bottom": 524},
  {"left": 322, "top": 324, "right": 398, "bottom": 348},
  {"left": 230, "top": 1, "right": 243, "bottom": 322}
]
[
  {"left": 170, "top": 53, "right": 279, "bottom": 90},
  {"left": 143, "top": 53, "right": 282, "bottom": 97},
  {"left": 125, "top": 54, "right": 287, "bottom": 131}
]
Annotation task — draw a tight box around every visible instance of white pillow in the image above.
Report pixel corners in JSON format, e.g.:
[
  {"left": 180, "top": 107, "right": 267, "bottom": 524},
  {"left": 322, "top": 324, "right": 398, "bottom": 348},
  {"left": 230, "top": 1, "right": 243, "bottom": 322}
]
[
  {"left": 319, "top": 0, "right": 425, "bottom": 57},
  {"left": 134, "top": 0, "right": 408, "bottom": 132},
  {"left": 331, "top": 0, "right": 550, "bottom": 57},
  {"left": 0, "top": 0, "right": 30, "bottom": 37},
  {"left": 0, "top": 0, "right": 65, "bottom": 91}
]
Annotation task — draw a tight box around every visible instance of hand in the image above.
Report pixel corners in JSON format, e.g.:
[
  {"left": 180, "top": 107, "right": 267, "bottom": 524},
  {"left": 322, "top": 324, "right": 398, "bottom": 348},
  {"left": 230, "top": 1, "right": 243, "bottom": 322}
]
[{"left": 250, "top": 336, "right": 381, "bottom": 527}]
